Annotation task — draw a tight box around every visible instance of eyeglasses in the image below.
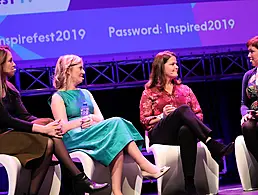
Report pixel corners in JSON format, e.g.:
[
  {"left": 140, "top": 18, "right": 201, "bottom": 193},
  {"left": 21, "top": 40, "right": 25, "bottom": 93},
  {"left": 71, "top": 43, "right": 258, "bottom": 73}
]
[{"left": 69, "top": 63, "right": 80, "bottom": 67}]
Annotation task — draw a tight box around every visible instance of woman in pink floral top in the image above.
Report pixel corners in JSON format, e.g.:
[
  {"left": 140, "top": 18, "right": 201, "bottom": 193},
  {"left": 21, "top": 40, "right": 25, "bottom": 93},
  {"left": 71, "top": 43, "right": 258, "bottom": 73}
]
[{"left": 140, "top": 51, "right": 234, "bottom": 195}]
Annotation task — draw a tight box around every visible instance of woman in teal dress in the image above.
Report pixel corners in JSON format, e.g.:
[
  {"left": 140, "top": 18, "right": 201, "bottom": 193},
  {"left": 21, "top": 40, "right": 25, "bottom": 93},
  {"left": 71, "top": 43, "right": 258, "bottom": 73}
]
[{"left": 50, "top": 54, "right": 170, "bottom": 195}]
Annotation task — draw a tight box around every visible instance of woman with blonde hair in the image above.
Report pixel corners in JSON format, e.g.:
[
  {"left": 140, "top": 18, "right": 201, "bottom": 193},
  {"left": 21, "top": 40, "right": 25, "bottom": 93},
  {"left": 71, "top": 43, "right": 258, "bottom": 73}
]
[
  {"left": 0, "top": 46, "right": 108, "bottom": 195},
  {"left": 50, "top": 54, "right": 170, "bottom": 195}
]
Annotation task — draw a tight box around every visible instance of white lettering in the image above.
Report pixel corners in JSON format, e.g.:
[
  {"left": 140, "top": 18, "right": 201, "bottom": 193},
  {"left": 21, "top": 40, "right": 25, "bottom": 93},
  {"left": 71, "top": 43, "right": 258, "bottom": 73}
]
[{"left": 108, "top": 24, "right": 161, "bottom": 37}]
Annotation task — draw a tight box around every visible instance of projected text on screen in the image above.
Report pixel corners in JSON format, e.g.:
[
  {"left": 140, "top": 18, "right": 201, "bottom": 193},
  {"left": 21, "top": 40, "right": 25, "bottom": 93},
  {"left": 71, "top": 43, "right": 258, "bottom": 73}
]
[{"left": 0, "top": 0, "right": 256, "bottom": 60}]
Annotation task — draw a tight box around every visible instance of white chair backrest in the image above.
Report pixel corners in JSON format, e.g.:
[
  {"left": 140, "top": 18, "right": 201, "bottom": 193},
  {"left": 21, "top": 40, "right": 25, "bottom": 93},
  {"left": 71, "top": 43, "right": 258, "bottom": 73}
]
[{"left": 145, "top": 131, "right": 151, "bottom": 153}]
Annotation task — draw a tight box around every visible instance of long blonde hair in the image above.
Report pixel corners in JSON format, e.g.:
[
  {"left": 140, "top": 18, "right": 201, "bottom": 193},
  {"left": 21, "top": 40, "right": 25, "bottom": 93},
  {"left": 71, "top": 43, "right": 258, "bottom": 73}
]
[{"left": 53, "top": 54, "right": 83, "bottom": 90}]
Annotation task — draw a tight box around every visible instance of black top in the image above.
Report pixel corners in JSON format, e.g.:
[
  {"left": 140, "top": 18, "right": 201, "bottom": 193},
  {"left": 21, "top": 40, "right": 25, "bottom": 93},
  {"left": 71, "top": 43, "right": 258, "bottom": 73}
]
[
  {"left": 241, "top": 67, "right": 257, "bottom": 116},
  {"left": 0, "top": 84, "right": 36, "bottom": 133}
]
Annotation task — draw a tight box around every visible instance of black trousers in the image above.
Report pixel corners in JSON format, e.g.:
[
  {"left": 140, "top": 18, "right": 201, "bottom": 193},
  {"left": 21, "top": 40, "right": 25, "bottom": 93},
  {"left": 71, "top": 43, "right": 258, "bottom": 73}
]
[
  {"left": 149, "top": 104, "right": 212, "bottom": 178},
  {"left": 242, "top": 119, "right": 258, "bottom": 162}
]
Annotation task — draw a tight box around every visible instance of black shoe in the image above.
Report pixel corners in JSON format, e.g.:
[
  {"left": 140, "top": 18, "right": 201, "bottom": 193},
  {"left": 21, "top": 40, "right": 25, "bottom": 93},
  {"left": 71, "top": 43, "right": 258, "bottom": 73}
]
[
  {"left": 207, "top": 139, "right": 234, "bottom": 163},
  {"left": 185, "top": 177, "right": 197, "bottom": 195},
  {"left": 185, "top": 188, "right": 197, "bottom": 195},
  {"left": 72, "top": 172, "right": 109, "bottom": 195}
]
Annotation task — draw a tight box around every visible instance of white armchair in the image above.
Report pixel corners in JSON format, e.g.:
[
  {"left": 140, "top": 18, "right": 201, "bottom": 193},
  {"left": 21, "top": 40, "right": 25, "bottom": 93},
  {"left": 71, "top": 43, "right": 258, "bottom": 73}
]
[
  {"left": 0, "top": 154, "right": 61, "bottom": 195},
  {"left": 69, "top": 151, "right": 143, "bottom": 195},
  {"left": 145, "top": 131, "right": 219, "bottom": 195},
  {"left": 235, "top": 135, "right": 258, "bottom": 191}
]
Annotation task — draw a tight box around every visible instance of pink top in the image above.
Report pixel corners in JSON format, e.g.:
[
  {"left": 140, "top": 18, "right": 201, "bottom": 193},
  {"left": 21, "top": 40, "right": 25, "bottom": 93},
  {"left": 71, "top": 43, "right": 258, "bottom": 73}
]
[{"left": 140, "top": 84, "right": 203, "bottom": 131}]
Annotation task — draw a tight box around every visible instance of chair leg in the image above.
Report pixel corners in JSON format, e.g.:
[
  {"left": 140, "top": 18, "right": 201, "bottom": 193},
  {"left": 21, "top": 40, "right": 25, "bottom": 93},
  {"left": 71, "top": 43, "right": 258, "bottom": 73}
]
[
  {"left": 68, "top": 151, "right": 143, "bottom": 195},
  {"left": 152, "top": 145, "right": 184, "bottom": 195},
  {"left": 0, "top": 155, "right": 30, "bottom": 195},
  {"left": 122, "top": 155, "right": 143, "bottom": 195},
  {"left": 2, "top": 156, "right": 21, "bottom": 195},
  {"left": 195, "top": 142, "right": 219, "bottom": 195},
  {"left": 235, "top": 135, "right": 258, "bottom": 191},
  {"left": 38, "top": 164, "right": 61, "bottom": 195},
  {"left": 150, "top": 143, "right": 219, "bottom": 195},
  {"left": 0, "top": 155, "right": 61, "bottom": 195},
  {"left": 50, "top": 164, "right": 62, "bottom": 195},
  {"left": 69, "top": 151, "right": 97, "bottom": 195}
]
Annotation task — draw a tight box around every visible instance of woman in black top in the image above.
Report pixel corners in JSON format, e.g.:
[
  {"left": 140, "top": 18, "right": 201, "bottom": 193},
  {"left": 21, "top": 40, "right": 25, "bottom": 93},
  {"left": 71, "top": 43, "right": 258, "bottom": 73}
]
[
  {"left": 241, "top": 36, "right": 258, "bottom": 162},
  {"left": 0, "top": 46, "right": 108, "bottom": 195}
]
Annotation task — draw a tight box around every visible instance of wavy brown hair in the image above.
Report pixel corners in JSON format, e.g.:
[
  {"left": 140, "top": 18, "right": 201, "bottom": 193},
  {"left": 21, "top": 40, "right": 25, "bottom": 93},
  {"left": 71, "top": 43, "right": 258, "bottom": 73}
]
[
  {"left": 145, "top": 50, "right": 181, "bottom": 90},
  {"left": 0, "top": 46, "right": 11, "bottom": 98},
  {"left": 53, "top": 54, "right": 83, "bottom": 90},
  {"left": 247, "top": 36, "right": 258, "bottom": 49}
]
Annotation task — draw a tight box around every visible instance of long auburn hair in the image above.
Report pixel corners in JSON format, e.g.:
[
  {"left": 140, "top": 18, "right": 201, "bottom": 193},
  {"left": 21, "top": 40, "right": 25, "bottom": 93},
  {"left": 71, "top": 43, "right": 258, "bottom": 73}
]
[{"left": 145, "top": 50, "right": 181, "bottom": 90}]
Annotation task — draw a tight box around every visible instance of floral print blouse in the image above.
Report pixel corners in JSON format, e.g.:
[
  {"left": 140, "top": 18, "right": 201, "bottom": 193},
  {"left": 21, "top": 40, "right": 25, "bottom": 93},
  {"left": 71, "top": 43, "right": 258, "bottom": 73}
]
[
  {"left": 140, "top": 84, "right": 203, "bottom": 131},
  {"left": 241, "top": 68, "right": 258, "bottom": 116}
]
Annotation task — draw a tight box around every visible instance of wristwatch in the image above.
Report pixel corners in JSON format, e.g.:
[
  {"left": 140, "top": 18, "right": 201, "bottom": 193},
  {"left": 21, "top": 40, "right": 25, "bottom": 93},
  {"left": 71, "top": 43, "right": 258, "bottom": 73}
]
[{"left": 157, "top": 113, "right": 164, "bottom": 120}]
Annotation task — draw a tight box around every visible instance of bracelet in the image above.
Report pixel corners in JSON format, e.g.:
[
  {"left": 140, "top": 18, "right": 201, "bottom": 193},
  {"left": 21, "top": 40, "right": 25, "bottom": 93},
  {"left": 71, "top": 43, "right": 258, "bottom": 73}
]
[{"left": 157, "top": 113, "right": 164, "bottom": 120}]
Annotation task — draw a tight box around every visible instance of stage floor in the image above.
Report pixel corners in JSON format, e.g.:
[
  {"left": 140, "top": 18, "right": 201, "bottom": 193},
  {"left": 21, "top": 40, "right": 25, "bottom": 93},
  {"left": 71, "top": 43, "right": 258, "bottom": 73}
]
[
  {"left": 1, "top": 183, "right": 258, "bottom": 194},
  {"left": 141, "top": 183, "right": 258, "bottom": 195},
  {"left": 217, "top": 184, "right": 258, "bottom": 195}
]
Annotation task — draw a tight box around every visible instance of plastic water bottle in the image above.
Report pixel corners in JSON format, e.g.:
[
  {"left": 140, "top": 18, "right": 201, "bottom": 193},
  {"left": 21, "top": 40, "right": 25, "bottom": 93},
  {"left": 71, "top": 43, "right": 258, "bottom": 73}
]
[{"left": 80, "top": 102, "right": 89, "bottom": 117}]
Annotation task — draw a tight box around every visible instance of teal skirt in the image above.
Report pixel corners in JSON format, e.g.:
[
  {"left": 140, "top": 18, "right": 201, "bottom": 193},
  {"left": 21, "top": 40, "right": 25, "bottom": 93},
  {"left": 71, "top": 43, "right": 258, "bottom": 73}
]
[{"left": 62, "top": 117, "right": 144, "bottom": 166}]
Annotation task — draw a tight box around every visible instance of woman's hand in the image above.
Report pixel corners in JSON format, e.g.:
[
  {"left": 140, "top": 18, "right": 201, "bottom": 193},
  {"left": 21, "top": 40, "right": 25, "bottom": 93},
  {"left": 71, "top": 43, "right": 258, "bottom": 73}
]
[
  {"left": 81, "top": 115, "right": 93, "bottom": 129},
  {"left": 163, "top": 105, "right": 176, "bottom": 117},
  {"left": 43, "top": 120, "right": 63, "bottom": 138},
  {"left": 241, "top": 113, "right": 254, "bottom": 126}
]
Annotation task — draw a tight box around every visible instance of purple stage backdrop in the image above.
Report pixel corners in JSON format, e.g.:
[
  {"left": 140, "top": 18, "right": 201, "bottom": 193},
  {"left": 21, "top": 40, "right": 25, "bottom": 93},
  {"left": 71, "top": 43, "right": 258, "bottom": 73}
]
[{"left": 0, "top": 0, "right": 257, "bottom": 61}]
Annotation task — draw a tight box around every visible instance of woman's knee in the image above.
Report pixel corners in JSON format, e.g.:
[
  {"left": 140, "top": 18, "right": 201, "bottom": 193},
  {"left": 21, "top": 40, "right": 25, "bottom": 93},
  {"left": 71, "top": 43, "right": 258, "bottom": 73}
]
[
  {"left": 180, "top": 125, "right": 189, "bottom": 131},
  {"left": 109, "top": 117, "right": 124, "bottom": 124},
  {"left": 178, "top": 125, "right": 197, "bottom": 141},
  {"left": 176, "top": 104, "right": 191, "bottom": 114},
  {"left": 46, "top": 138, "right": 54, "bottom": 155},
  {"left": 179, "top": 125, "right": 192, "bottom": 136},
  {"left": 165, "top": 104, "right": 190, "bottom": 119}
]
